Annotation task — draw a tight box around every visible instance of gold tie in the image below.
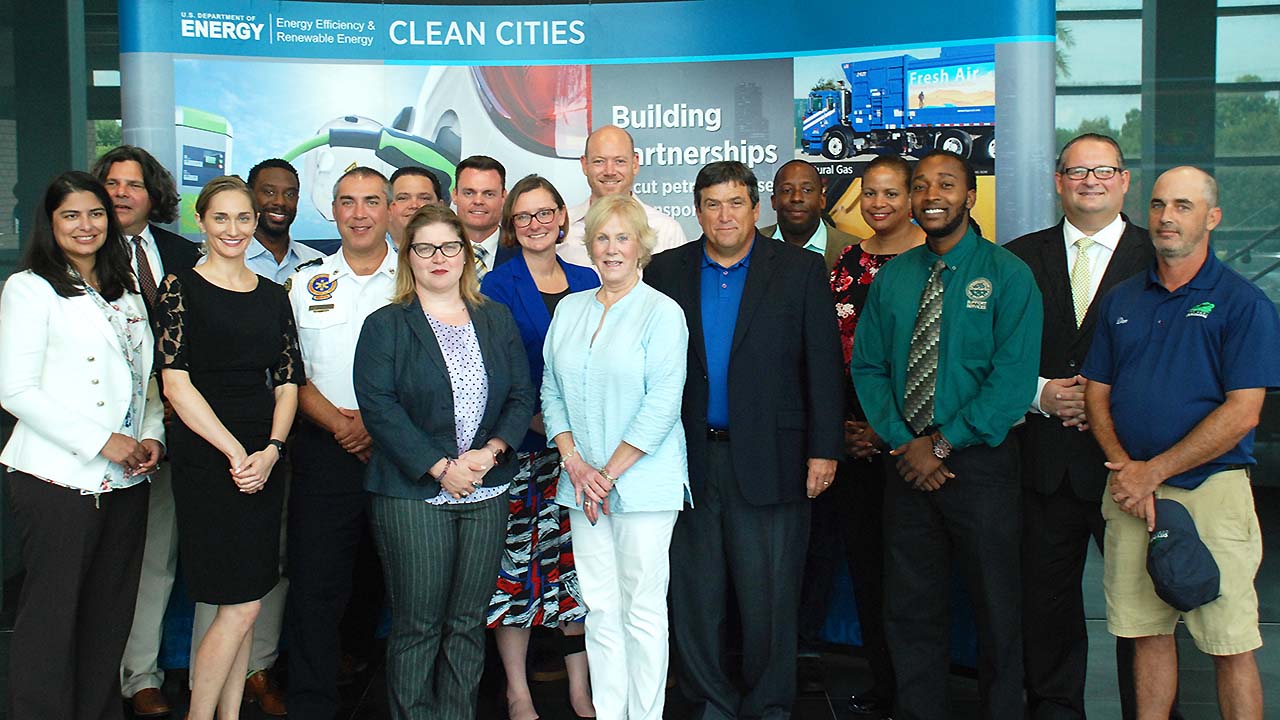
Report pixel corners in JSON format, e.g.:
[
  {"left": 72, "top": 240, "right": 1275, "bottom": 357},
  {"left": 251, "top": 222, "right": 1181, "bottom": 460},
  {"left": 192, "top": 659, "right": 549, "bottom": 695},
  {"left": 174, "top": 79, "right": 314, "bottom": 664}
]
[
  {"left": 474, "top": 244, "right": 489, "bottom": 281},
  {"left": 1070, "top": 236, "right": 1095, "bottom": 327}
]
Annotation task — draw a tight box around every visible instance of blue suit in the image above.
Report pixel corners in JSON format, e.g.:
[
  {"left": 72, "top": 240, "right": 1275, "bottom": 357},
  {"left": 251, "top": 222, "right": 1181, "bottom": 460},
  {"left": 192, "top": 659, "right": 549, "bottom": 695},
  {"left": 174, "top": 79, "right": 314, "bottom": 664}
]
[{"left": 481, "top": 251, "right": 600, "bottom": 453}]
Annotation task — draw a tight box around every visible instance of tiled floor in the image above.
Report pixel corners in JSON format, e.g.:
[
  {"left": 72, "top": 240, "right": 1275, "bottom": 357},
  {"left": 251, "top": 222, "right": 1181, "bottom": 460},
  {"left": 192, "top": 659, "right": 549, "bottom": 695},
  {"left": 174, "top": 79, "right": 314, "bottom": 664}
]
[{"left": 1, "top": 486, "right": 1276, "bottom": 718}]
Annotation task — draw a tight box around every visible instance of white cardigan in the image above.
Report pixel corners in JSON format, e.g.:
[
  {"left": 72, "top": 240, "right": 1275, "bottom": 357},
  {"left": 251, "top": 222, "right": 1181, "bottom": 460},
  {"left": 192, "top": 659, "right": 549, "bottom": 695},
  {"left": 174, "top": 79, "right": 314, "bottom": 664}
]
[{"left": 0, "top": 271, "right": 164, "bottom": 492}]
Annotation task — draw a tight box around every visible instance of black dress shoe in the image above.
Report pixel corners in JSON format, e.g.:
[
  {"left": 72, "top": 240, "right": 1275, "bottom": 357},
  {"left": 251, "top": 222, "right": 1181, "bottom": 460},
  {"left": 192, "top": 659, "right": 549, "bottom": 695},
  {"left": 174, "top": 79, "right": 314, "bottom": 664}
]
[{"left": 847, "top": 693, "right": 890, "bottom": 716}]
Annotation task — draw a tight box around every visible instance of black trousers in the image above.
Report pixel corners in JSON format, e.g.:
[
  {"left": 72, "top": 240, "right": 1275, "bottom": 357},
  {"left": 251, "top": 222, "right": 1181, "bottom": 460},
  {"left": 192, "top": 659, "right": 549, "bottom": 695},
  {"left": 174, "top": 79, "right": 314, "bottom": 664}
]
[
  {"left": 883, "top": 438, "right": 1023, "bottom": 720},
  {"left": 285, "top": 422, "right": 384, "bottom": 720},
  {"left": 671, "top": 440, "right": 810, "bottom": 720},
  {"left": 796, "top": 456, "right": 895, "bottom": 701},
  {"left": 1022, "top": 481, "right": 1183, "bottom": 720},
  {"left": 7, "top": 472, "right": 148, "bottom": 720}
]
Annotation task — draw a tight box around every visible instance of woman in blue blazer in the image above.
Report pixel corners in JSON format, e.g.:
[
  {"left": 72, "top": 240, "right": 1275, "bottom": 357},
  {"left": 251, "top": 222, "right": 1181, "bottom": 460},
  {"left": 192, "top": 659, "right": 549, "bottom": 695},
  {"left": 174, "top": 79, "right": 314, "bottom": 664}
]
[
  {"left": 479, "top": 174, "right": 600, "bottom": 720},
  {"left": 0, "top": 172, "right": 165, "bottom": 719},
  {"left": 354, "top": 205, "right": 533, "bottom": 720}
]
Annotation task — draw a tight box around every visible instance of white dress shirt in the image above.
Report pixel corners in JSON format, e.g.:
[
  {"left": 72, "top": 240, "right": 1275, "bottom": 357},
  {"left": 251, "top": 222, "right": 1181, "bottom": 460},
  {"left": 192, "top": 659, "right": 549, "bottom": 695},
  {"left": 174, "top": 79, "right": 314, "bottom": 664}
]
[
  {"left": 1030, "top": 213, "right": 1125, "bottom": 415},
  {"left": 286, "top": 244, "right": 398, "bottom": 410}
]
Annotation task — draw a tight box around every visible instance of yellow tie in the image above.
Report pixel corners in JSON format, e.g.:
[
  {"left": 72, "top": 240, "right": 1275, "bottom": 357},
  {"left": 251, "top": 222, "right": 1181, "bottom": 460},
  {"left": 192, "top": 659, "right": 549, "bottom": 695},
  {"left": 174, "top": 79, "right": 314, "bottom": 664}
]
[{"left": 1071, "top": 236, "right": 1095, "bottom": 327}]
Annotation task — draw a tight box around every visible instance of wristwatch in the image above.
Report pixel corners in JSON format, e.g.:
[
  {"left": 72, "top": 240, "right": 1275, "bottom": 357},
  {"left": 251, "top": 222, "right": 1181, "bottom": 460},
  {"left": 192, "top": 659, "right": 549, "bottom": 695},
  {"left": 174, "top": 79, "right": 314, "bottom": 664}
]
[
  {"left": 931, "top": 432, "right": 952, "bottom": 460},
  {"left": 267, "top": 438, "right": 287, "bottom": 457},
  {"left": 490, "top": 445, "right": 510, "bottom": 467}
]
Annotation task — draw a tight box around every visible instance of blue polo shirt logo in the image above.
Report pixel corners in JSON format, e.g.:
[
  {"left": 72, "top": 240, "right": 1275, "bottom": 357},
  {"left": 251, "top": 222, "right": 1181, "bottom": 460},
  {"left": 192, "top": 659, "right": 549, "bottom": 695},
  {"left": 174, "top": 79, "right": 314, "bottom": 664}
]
[
  {"left": 1186, "top": 301, "right": 1215, "bottom": 319},
  {"left": 966, "top": 277, "right": 992, "bottom": 310}
]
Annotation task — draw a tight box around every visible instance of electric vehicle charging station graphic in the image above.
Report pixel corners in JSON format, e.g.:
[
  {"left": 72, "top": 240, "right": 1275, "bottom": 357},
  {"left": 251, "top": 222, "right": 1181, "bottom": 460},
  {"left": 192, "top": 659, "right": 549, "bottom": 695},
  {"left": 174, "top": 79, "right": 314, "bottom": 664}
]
[{"left": 175, "top": 107, "right": 232, "bottom": 235}]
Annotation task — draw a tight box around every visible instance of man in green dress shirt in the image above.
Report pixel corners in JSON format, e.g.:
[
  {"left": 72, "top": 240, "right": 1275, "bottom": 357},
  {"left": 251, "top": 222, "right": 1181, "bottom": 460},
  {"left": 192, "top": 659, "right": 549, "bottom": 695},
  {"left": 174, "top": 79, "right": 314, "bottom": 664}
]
[{"left": 850, "top": 150, "right": 1042, "bottom": 720}]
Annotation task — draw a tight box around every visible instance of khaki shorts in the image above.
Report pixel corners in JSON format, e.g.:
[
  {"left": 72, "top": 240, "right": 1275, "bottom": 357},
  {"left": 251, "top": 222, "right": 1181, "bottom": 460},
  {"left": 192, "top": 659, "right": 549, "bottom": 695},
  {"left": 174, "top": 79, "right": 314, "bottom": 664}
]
[{"left": 1102, "top": 468, "right": 1262, "bottom": 656}]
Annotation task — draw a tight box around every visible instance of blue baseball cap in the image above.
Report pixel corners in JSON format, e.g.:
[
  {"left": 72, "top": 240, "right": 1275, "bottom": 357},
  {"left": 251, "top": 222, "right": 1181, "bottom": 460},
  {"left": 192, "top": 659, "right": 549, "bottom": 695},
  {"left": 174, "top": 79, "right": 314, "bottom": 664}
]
[{"left": 1147, "top": 498, "right": 1220, "bottom": 612}]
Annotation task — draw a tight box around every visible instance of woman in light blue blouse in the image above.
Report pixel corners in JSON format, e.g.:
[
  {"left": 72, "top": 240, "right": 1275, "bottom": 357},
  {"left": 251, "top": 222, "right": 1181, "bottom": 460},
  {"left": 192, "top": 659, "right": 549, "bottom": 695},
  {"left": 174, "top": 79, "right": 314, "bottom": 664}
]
[{"left": 541, "top": 194, "right": 689, "bottom": 720}]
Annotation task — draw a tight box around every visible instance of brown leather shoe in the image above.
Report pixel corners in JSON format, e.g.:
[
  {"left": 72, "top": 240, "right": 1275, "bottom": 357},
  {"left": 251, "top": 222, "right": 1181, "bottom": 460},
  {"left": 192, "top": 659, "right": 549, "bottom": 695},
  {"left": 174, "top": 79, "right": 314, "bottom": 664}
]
[
  {"left": 244, "top": 669, "right": 288, "bottom": 716},
  {"left": 129, "top": 687, "right": 172, "bottom": 717}
]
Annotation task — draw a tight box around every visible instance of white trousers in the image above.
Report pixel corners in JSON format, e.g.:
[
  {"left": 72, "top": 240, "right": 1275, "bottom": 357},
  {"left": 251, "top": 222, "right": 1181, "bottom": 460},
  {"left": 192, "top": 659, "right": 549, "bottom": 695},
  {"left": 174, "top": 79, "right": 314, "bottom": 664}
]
[
  {"left": 570, "top": 509, "right": 678, "bottom": 720},
  {"left": 120, "top": 464, "right": 178, "bottom": 696}
]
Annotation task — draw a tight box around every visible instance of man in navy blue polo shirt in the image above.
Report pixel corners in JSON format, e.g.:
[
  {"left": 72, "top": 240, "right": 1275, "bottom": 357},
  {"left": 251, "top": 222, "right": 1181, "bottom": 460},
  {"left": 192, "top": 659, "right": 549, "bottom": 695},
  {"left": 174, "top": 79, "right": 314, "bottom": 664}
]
[{"left": 1082, "top": 166, "right": 1280, "bottom": 719}]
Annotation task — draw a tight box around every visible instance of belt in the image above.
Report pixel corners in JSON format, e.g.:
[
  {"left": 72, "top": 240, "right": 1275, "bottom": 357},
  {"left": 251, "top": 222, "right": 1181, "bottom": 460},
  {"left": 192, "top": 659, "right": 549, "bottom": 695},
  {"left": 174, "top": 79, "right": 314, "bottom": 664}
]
[{"left": 706, "top": 428, "right": 731, "bottom": 442}]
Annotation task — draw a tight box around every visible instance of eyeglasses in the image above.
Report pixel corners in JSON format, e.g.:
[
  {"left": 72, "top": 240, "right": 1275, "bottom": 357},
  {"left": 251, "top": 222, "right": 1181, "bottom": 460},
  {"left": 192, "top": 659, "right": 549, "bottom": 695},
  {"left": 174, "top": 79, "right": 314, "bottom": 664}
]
[
  {"left": 1061, "top": 166, "right": 1122, "bottom": 180},
  {"left": 409, "top": 241, "right": 464, "bottom": 259},
  {"left": 512, "top": 208, "right": 558, "bottom": 227}
]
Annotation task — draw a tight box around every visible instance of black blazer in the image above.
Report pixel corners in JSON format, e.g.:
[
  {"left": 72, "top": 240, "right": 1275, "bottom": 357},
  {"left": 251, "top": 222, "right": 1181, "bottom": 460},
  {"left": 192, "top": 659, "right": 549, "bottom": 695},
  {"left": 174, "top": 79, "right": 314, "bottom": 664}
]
[
  {"left": 1005, "top": 216, "right": 1153, "bottom": 500},
  {"left": 645, "top": 232, "right": 845, "bottom": 506},
  {"left": 353, "top": 296, "right": 534, "bottom": 500}
]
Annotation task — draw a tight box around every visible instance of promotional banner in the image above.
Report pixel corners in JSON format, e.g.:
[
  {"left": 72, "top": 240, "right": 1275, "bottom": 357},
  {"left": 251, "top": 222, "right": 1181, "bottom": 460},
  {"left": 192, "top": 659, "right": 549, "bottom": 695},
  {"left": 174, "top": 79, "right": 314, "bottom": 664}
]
[{"left": 121, "top": 0, "right": 1055, "bottom": 242}]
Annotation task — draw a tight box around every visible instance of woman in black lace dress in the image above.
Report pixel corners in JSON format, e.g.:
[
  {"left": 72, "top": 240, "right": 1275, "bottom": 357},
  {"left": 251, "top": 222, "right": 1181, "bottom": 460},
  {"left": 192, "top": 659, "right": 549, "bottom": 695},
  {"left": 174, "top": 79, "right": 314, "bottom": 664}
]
[{"left": 155, "top": 176, "right": 302, "bottom": 720}]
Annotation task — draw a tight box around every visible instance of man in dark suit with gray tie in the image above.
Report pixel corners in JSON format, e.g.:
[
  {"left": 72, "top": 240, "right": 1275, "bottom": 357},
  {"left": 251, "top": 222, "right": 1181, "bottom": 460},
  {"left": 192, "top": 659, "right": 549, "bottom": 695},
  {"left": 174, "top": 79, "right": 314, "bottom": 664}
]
[
  {"left": 1005, "top": 133, "right": 1162, "bottom": 720},
  {"left": 92, "top": 144, "right": 202, "bottom": 718},
  {"left": 645, "top": 160, "right": 845, "bottom": 720}
]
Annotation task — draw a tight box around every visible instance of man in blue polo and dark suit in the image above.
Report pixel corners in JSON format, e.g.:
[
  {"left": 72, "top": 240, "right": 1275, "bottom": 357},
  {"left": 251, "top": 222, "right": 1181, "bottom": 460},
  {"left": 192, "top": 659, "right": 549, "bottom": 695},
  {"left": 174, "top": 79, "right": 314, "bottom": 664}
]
[
  {"left": 1005, "top": 133, "right": 1156, "bottom": 720},
  {"left": 645, "top": 160, "right": 845, "bottom": 720},
  {"left": 93, "top": 145, "right": 201, "bottom": 719}
]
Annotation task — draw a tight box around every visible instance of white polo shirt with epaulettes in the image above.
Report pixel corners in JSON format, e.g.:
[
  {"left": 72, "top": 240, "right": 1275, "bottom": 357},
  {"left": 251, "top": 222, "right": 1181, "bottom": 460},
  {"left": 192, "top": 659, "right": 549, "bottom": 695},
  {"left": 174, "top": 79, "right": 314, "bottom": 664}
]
[{"left": 285, "top": 239, "right": 398, "bottom": 410}]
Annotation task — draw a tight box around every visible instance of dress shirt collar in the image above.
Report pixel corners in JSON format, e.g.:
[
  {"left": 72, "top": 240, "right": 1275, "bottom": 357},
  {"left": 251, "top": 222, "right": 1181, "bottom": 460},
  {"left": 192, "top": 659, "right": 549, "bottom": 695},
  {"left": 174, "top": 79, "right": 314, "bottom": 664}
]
[
  {"left": 1063, "top": 214, "right": 1124, "bottom": 254},
  {"left": 333, "top": 239, "right": 398, "bottom": 281},
  {"left": 476, "top": 228, "right": 501, "bottom": 262},
  {"left": 770, "top": 221, "right": 827, "bottom": 256}
]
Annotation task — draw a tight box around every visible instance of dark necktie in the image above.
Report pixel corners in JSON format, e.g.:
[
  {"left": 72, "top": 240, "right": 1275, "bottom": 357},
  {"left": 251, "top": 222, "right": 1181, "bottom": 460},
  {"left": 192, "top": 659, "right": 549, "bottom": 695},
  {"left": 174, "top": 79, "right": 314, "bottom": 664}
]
[
  {"left": 904, "top": 259, "right": 947, "bottom": 435},
  {"left": 132, "top": 235, "right": 158, "bottom": 308}
]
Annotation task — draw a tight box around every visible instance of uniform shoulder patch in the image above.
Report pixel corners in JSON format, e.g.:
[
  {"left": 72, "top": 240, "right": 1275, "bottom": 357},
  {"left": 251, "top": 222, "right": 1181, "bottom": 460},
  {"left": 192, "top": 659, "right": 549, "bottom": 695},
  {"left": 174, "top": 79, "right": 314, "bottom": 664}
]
[{"left": 294, "top": 257, "right": 323, "bottom": 272}]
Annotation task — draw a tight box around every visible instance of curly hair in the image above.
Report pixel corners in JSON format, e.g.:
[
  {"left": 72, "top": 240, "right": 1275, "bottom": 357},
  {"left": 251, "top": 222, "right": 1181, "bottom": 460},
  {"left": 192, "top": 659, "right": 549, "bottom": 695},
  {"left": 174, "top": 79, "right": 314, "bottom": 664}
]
[{"left": 91, "top": 145, "right": 181, "bottom": 224}]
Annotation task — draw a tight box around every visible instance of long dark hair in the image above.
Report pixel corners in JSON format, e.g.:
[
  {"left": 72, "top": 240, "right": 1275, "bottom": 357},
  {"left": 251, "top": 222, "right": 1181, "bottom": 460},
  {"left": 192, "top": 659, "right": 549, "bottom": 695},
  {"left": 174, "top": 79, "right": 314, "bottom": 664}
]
[
  {"left": 90, "top": 145, "right": 181, "bottom": 224},
  {"left": 19, "top": 171, "right": 136, "bottom": 300}
]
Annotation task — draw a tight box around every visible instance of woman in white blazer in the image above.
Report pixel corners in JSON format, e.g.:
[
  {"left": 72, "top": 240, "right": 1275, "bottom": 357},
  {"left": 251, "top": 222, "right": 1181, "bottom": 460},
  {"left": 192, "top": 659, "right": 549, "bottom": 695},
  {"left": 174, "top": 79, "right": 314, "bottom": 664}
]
[{"left": 0, "top": 171, "right": 165, "bottom": 720}]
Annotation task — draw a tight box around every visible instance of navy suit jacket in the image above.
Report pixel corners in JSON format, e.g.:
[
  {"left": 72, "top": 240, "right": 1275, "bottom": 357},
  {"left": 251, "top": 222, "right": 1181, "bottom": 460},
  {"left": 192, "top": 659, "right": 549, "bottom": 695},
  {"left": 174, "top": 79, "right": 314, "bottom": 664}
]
[
  {"left": 645, "top": 232, "right": 845, "bottom": 506},
  {"left": 480, "top": 251, "right": 600, "bottom": 453},
  {"left": 1005, "top": 216, "right": 1154, "bottom": 500},
  {"left": 354, "top": 296, "right": 534, "bottom": 500}
]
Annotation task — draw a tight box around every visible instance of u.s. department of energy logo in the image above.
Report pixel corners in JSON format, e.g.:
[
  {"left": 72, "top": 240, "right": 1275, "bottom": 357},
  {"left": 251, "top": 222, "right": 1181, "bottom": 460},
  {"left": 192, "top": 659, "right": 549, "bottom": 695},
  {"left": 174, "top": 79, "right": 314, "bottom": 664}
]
[
  {"left": 1186, "top": 301, "right": 1215, "bottom": 319},
  {"left": 966, "top": 277, "right": 992, "bottom": 310}
]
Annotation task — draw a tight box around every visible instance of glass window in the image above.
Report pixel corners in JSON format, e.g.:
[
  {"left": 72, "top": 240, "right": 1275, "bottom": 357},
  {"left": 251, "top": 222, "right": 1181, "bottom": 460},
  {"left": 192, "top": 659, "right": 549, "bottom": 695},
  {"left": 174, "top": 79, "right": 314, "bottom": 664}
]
[
  {"left": 1056, "top": 19, "right": 1142, "bottom": 86},
  {"left": 1215, "top": 88, "right": 1280, "bottom": 158},
  {"left": 1217, "top": 14, "right": 1280, "bottom": 82},
  {"left": 1057, "top": 0, "right": 1139, "bottom": 9}
]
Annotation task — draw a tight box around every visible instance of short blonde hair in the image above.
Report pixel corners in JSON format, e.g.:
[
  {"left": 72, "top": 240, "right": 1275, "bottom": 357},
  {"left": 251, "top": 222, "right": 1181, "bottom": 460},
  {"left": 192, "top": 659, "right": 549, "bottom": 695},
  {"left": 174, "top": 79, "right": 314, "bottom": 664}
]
[
  {"left": 392, "top": 205, "right": 485, "bottom": 307},
  {"left": 582, "top": 195, "right": 657, "bottom": 269}
]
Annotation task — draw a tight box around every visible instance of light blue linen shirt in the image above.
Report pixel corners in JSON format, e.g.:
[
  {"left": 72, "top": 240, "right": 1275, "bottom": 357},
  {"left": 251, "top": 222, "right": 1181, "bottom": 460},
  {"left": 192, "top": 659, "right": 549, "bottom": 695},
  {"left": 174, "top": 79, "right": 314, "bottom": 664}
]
[{"left": 542, "top": 281, "right": 690, "bottom": 513}]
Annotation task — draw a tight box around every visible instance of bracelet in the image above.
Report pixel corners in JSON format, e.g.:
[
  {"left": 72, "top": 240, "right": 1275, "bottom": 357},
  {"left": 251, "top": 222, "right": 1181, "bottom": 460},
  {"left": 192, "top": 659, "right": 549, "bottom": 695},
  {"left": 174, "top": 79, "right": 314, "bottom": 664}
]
[
  {"left": 558, "top": 449, "right": 577, "bottom": 471},
  {"left": 436, "top": 458, "right": 457, "bottom": 481},
  {"left": 598, "top": 467, "right": 617, "bottom": 486},
  {"left": 267, "top": 438, "right": 286, "bottom": 457}
]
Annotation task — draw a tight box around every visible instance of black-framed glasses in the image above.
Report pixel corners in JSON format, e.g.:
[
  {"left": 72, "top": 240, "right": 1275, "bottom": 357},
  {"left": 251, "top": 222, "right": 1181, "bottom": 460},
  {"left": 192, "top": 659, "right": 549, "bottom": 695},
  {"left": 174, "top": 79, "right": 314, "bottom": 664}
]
[
  {"left": 1061, "top": 165, "right": 1122, "bottom": 180},
  {"left": 409, "top": 241, "right": 465, "bottom": 259},
  {"left": 512, "top": 208, "right": 558, "bottom": 227}
]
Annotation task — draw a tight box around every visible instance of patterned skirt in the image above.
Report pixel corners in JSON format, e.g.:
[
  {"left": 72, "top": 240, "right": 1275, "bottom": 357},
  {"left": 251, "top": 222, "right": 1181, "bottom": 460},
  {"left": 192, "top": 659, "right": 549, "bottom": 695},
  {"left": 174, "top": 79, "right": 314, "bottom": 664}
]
[{"left": 486, "top": 448, "right": 587, "bottom": 627}]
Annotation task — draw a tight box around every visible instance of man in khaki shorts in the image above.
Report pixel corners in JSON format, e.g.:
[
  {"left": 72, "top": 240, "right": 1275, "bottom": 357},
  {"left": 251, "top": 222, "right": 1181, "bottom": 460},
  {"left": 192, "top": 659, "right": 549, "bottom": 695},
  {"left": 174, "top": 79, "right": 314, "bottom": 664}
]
[{"left": 1082, "top": 166, "right": 1279, "bottom": 719}]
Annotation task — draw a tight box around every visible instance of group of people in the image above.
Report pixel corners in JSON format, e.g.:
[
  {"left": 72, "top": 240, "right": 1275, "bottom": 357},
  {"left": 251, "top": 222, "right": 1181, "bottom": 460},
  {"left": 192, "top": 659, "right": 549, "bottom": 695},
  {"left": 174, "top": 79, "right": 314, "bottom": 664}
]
[{"left": 0, "top": 122, "right": 1273, "bottom": 720}]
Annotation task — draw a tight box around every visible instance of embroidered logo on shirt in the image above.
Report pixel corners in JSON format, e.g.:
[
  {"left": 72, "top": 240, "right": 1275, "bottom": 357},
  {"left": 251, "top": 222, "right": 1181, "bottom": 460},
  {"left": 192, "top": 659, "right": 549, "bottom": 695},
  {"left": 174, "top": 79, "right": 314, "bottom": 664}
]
[
  {"left": 1186, "top": 302, "right": 1215, "bottom": 319},
  {"left": 308, "top": 273, "right": 337, "bottom": 301},
  {"left": 1116, "top": 316, "right": 1129, "bottom": 325},
  {"left": 965, "top": 277, "right": 992, "bottom": 310}
]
